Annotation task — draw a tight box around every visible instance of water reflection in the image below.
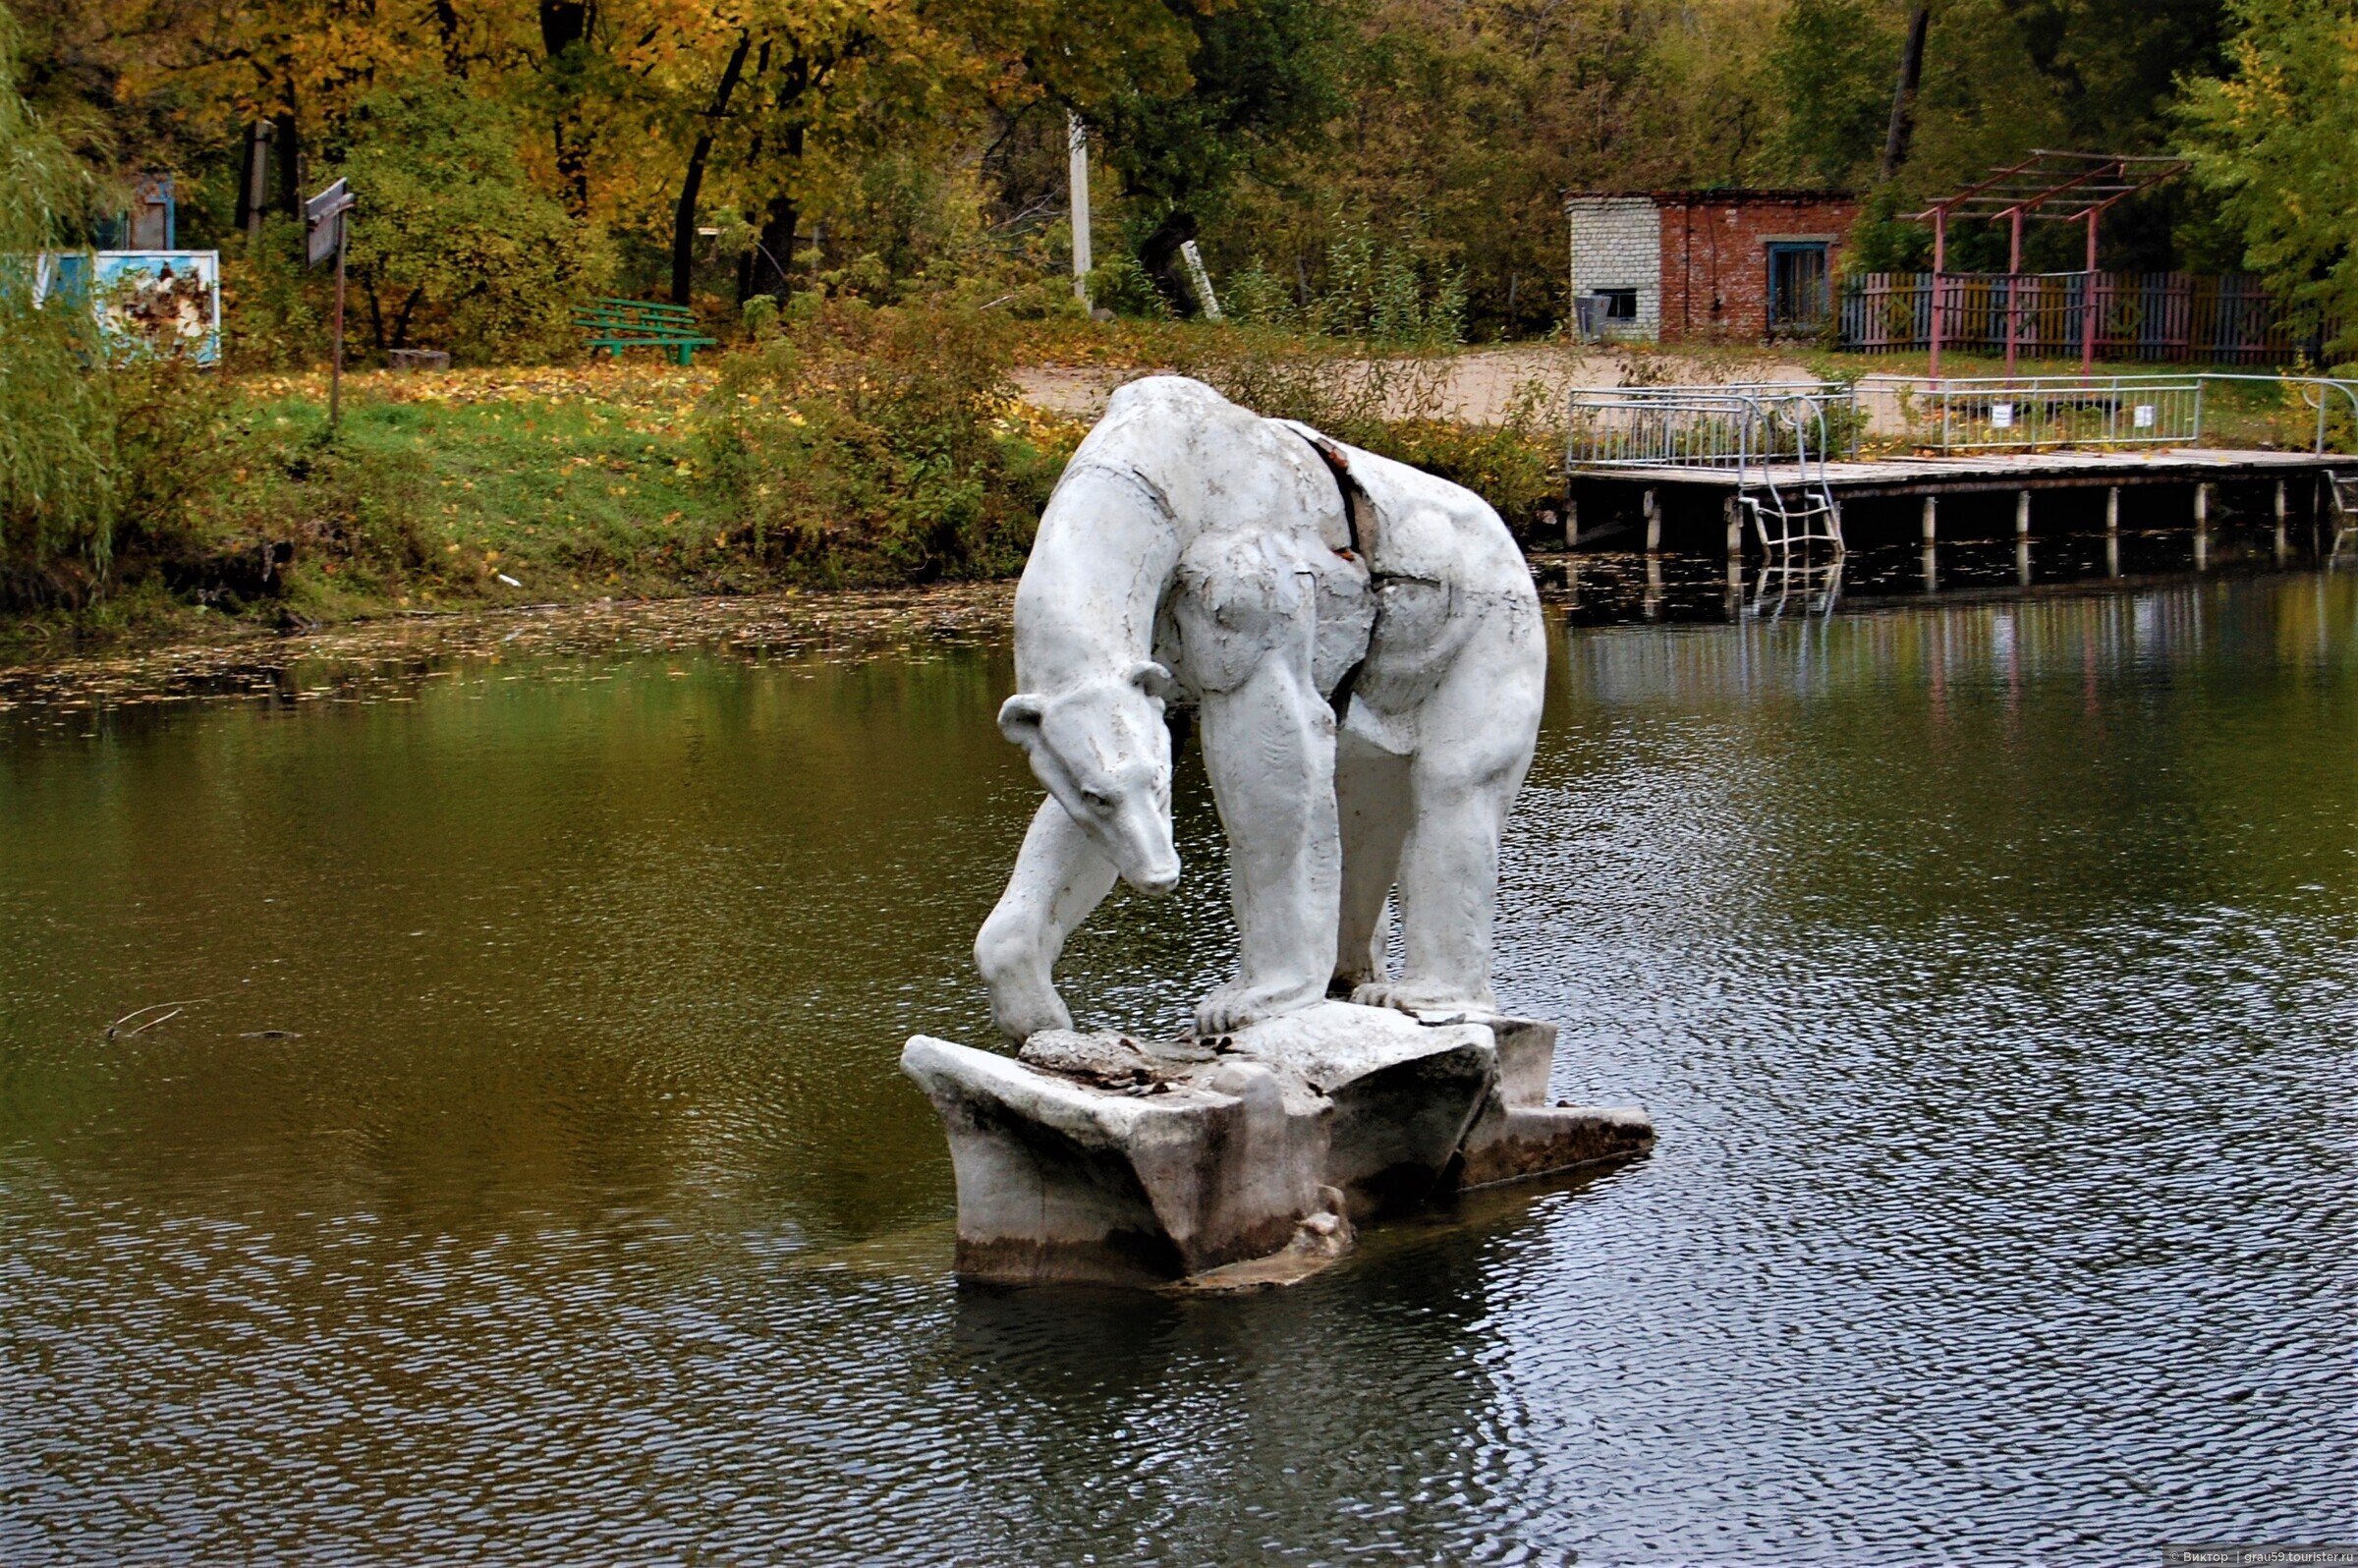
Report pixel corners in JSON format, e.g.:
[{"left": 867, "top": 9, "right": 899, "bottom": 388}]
[{"left": 2, "top": 570, "right": 2351, "bottom": 1564}]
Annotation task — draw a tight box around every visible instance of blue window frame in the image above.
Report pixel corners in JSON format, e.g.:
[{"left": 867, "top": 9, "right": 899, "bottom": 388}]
[{"left": 1767, "top": 243, "right": 1830, "bottom": 333}]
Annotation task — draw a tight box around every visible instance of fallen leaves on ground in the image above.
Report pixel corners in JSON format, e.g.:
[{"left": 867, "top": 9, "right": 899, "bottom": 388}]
[{"left": 235, "top": 363, "right": 717, "bottom": 413}]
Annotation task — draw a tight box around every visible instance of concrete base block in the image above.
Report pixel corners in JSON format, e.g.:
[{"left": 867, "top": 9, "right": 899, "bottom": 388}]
[
  {"left": 1458, "top": 1102, "right": 1657, "bottom": 1188},
  {"left": 1453, "top": 1014, "right": 1656, "bottom": 1187},
  {"left": 1486, "top": 1017, "right": 1558, "bottom": 1107},
  {"left": 901, "top": 1035, "right": 1330, "bottom": 1286},
  {"left": 902, "top": 1003, "right": 1652, "bottom": 1287},
  {"left": 1225, "top": 1002, "right": 1496, "bottom": 1219}
]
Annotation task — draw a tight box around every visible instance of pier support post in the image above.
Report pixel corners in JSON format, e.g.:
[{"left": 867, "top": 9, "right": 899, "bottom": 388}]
[
  {"left": 2105, "top": 532, "right": 2120, "bottom": 579},
  {"left": 2016, "top": 537, "right": 2033, "bottom": 587},
  {"left": 1920, "top": 544, "right": 1937, "bottom": 594},
  {"left": 1920, "top": 495, "right": 1937, "bottom": 543},
  {"left": 2015, "top": 489, "right": 2032, "bottom": 538},
  {"left": 2194, "top": 482, "right": 2211, "bottom": 529},
  {"left": 1643, "top": 489, "right": 1661, "bottom": 553},
  {"left": 1724, "top": 496, "right": 1743, "bottom": 559},
  {"left": 1563, "top": 496, "right": 1578, "bottom": 550},
  {"left": 2274, "top": 479, "right": 2289, "bottom": 559},
  {"left": 2105, "top": 486, "right": 2120, "bottom": 536}
]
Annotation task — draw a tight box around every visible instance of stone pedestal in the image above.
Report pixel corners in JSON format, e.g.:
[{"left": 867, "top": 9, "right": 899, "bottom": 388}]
[{"left": 902, "top": 1002, "right": 1652, "bottom": 1288}]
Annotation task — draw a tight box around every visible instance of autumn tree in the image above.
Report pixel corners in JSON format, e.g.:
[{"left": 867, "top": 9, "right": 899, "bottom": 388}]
[
  {"left": 1771, "top": 0, "right": 1897, "bottom": 186},
  {"left": 649, "top": 0, "right": 1196, "bottom": 306},
  {"left": 1088, "top": 0, "right": 1349, "bottom": 310},
  {"left": 327, "top": 82, "right": 604, "bottom": 359},
  {"left": 2180, "top": 0, "right": 2358, "bottom": 363}
]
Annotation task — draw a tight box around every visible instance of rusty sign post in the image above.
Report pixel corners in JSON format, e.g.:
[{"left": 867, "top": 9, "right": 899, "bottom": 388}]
[{"left": 305, "top": 179, "right": 354, "bottom": 427}]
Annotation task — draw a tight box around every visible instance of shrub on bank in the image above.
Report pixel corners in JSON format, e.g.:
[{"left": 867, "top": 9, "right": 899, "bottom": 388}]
[{"left": 700, "top": 302, "right": 1080, "bottom": 584}]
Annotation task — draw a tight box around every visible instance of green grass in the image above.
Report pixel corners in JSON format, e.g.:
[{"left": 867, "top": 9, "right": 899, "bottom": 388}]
[{"left": 211, "top": 377, "right": 742, "bottom": 620}]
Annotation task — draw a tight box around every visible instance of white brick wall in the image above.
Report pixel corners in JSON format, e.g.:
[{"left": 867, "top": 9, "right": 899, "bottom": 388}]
[{"left": 1566, "top": 196, "right": 1660, "bottom": 340}]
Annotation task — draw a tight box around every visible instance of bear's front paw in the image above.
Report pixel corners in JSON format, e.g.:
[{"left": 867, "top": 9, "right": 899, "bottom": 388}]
[
  {"left": 987, "top": 978, "right": 1075, "bottom": 1043},
  {"left": 1194, "top": 978, "right": 1325, "bottom": 1035}
]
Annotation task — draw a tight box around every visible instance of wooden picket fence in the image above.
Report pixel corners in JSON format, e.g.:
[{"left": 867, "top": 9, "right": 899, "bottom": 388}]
[{"left": 1838, "top": 272, "right": 2331, "bottom": 365}]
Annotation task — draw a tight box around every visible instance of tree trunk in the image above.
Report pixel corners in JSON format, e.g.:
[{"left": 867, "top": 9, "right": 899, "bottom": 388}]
[
  {"left": 671, "top": 29, "right": 752, "bottom": 306},
  {"left": 748, "top": 176, "right": 800, "bottom": 302},
  {"left": 432, "top": 0, "right": 469, "bottom": 76},
  {"left": 1137, "top": 210, "right": 1198, "bottom": 314},
  {"left": 743, "top": 51, "right": 812, "bottom": 304},
  {"left": 272, "top": 109, "right": 301, "bottom": 218},
  {"left": 390, "top": 287, "right": 425, "bottom": 351},
  {"left": 1881, "top": 5, "right": 1932, "bottom": 181},
  {"left": 237, "top": 120, "right": 270, "bottom": 240},
  {"left": 540, "top": 0, "right": 593, "bottom": 218}
]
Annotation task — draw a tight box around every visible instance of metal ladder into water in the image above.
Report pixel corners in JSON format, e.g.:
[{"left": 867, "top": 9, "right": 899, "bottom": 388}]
[
  {"left": 1738, "top": 393, "right": 1845, "bottom": 616},
  {"left": 1741, "top": 393, "right": 1845, "bottom": 558},
  {"left": 2330, "top": 469, "right": 2358, "bottom": 563}
]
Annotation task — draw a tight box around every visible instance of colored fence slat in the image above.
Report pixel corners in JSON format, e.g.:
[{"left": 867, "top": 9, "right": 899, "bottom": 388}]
[{"left": 1838, "top": 272, "right": 2334, "bottom": 365}]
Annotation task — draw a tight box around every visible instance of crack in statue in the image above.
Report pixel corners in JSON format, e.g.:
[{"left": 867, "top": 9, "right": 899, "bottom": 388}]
[{"left": 976, "top": 375, "right": 1546, "bottom": 1039}]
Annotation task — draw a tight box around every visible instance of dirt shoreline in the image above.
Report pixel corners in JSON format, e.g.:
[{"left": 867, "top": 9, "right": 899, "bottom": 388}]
[{"left": 0, "top": 581, "right": 1022, "bottom": 715}]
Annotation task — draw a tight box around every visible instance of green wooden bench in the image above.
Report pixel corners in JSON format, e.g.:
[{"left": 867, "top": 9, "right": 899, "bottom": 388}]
[{"left": 574, "top": 297, "right": 717, "bottom": 366}]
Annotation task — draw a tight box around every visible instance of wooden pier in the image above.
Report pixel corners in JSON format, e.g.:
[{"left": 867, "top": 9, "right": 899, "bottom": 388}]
[{"left": 1567, "top": 447, "right": 2354, "bottom": 552}]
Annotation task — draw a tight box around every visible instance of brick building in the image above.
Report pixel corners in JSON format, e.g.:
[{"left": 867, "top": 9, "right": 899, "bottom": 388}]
[{"left": 1566, "top": 190, "right": 1859, "bottom": 343}]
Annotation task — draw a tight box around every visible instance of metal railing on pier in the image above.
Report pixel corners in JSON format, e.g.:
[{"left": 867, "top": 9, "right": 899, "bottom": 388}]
[
  {"left": 1564, "top": 383, "right": 1853, "bottom": 553},
  {"left": 1859, "top": 375, "right": 2202, "bottom": 453},
  {"left": 1850, "top": 372, "right": 2358, "bottom": 456}
]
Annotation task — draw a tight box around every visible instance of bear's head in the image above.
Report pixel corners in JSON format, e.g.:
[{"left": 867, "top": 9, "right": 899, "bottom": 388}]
[{"left": 999, "top": 661, "right": 1181, "bottom": 895}]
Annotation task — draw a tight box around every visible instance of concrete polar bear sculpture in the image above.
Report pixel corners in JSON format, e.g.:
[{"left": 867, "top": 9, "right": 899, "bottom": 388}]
[{"left": 976, "top": 373, "right": 1546, "bottom": 1039}]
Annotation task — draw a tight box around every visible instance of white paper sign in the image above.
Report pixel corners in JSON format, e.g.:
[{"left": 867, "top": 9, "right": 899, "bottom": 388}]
[
  {"left": 2133, "top": 404, "right": 2156, "bottom": 429},
  {"left": 1992, "top": 402, "right": 2015, "bottom": 429}
]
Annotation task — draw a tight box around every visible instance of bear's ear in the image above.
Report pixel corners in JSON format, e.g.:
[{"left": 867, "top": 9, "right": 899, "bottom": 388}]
[
  {"left": 998, "top": 693, "right": 1046, "bottom": 748},
  {"left": 1128, "top": 660, "right": 1178, "bottom": 703}
]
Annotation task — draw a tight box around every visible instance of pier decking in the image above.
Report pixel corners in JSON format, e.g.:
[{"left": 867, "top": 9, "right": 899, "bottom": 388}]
[
  {"left": 1562, "top": 375, "right": 2358, "bottom": 553},
  {"left": 1567, "top": 447, "right": 2353, "bottom": 551}
]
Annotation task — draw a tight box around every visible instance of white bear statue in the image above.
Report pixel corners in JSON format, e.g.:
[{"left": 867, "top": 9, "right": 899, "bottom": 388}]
[{"left": 974, "top": 374, "right": 1547, "bottom": 1039}]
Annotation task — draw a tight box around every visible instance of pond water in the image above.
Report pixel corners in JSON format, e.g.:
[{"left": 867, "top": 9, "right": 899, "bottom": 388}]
[{"left": 3, "top": 564, "right": 2352, "bottom": 1565}]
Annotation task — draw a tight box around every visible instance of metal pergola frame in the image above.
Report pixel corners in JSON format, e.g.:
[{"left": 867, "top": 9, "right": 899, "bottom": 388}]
[{"left": 1915, "top": 150, "right": 2190, "bottom": 377}]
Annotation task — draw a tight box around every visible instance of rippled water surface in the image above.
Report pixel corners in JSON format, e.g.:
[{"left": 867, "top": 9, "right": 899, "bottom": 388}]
[{"left": 3, "top": 570, "right": 2352, "bottom": 1565}]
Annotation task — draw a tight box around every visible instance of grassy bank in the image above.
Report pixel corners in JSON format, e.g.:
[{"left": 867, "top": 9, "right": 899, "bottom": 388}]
[
  {"left": 2, "top": 306, "right": 1086, "bottom": 650},
  {"left": 0, "top": 308, "right": 1577, "bottom": 653}
]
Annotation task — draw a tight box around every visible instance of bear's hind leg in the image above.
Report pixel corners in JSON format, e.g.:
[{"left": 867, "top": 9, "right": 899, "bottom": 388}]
[
  {"left": 1355, "top": 605, "right": 1543, "bottom": 1017},
  {"left": 1357, "top": 770, "right": 1516, "bottom": 1015},
  {"left": 1333, "top": 729, "right": 1411, "bottom": 995}
]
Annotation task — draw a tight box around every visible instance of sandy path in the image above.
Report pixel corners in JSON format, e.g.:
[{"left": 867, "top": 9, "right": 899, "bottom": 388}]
[{"left": 1013, "top": 344, "right": 1820, "bottom": 427}]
